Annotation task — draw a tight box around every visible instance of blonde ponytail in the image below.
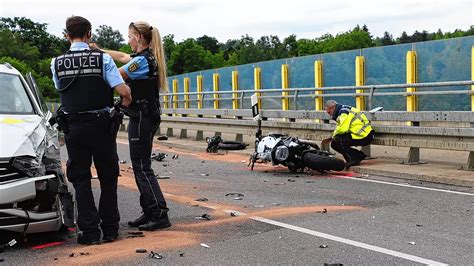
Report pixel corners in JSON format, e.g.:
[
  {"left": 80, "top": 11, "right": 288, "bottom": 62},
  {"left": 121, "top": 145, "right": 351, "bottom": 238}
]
[
  {"left": 129, "top": 21, "right": 168, "bottom": 93},
  {"left": 149, "top": 27, "right": 168, "bottom": 93}
]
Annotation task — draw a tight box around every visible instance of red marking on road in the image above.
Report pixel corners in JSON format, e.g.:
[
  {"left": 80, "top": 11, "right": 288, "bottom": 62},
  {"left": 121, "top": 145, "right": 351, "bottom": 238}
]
[{"left": 32, "top": 241, "right": 64, "bottom": 250}]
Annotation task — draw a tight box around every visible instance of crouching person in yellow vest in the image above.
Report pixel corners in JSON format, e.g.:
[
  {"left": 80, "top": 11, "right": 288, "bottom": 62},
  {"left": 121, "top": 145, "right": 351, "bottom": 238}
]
[{"left": 322, "top": 100, "right": 375, "bottom": 168}]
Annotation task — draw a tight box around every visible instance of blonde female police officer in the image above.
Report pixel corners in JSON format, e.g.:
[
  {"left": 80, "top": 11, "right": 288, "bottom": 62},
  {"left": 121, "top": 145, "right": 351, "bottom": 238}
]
[{"left": 91, "top": 21, "right": 170, "bottom": 231}]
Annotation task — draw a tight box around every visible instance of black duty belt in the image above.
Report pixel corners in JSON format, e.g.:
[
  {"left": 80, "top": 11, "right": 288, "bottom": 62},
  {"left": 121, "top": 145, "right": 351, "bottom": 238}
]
[{"left": 66, "top": 110, "right": 109, "bottom": 121}]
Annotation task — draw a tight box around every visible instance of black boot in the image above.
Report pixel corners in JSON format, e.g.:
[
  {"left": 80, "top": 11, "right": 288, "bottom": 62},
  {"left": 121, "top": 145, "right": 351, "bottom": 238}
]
[
  {"left": 138, "top": 212, "right": 171, "bottom": 231},
  {"left": 77, "top": 230, "right": 101, "bottom": 245},
  {"left": 128, "top": 213, "right": 151, "bottom": 227}
]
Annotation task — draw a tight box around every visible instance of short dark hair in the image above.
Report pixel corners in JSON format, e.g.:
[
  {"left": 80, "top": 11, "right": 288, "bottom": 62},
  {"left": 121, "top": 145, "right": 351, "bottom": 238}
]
[{"left": 65, "top": 16, "right": 91, "bottom": 39}]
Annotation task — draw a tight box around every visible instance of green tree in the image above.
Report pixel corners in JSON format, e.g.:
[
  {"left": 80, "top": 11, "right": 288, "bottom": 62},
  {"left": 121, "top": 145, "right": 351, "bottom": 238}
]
[
  {"left": 196, "top": 35, "right": 220, "bottom": 54},
  {"left": 0, "top": 29, "right": 40, "bottom": 62},
  {"left": 93, "top": 25, "right": 124, "bottom": 50},
  {"left": 0, "top": 17, "right": 67, "bottom": 58}
]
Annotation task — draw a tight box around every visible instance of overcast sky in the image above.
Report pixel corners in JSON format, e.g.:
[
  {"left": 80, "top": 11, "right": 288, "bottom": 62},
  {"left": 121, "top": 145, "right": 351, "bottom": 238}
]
[{"left": 0, "top": 0, "right": 472, "bottom": 42}]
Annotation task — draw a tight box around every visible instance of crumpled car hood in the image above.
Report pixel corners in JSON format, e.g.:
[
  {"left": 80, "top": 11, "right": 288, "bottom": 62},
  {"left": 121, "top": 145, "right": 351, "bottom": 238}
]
[{"left": 0, "top": 114, "right": 46, "bottom": 158}]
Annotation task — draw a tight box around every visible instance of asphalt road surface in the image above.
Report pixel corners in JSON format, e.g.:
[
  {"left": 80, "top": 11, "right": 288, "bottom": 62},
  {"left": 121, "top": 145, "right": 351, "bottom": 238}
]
[{"left": 1, "top": 140, "right": 473, "bottom": 265}]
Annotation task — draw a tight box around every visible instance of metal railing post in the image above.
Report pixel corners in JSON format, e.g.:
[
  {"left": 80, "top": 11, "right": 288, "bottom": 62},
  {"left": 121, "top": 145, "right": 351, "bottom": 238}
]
[
  {"left": 232, "top": 70, "right": 239, "bottom": 109},
  {"left": 281, "top": 64, "right": 289, "bottom": 111},
  {"left": 254, "top": 67, "right": 262, "bottom": 108},
  {"left": 406, "top": 50, "right": 422, "bottom": 164},
  {"left": 213, "top": 73, "right": 220, "bottom": 110}
]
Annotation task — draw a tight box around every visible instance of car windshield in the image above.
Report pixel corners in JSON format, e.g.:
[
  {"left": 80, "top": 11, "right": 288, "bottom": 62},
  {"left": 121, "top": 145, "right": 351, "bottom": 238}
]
[{"left": 0, "top": 73, "right": 34, "bottom": 114}]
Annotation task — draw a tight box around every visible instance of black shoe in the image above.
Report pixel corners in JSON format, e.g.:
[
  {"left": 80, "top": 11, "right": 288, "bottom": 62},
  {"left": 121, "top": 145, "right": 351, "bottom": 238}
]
[
  {"left": 128, "top": 214, "right": 151, "bottom": 227},
  {"left": 77, "top": 231, "right": 101, "bottom": 245},
  {"left": 345, "top": 160, "right": 361, "bottom": 168},
  {"left": 138, "top": 214, "right": 172, "bottom": 231},
  {"left": 102, "top": 234, "right": 118, "bottom": 243}
]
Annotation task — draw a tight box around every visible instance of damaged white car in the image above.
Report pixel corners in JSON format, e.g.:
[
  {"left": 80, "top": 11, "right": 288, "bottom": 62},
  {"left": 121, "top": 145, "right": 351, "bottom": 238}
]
[{"left": 0, "top": 63, "right": 74, "bottom": 234}]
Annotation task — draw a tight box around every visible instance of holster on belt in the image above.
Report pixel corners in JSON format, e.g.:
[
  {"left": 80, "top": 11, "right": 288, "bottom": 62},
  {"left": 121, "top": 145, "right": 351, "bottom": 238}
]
[
  {"left": 110, "top": 103, "right": 124, "bottom": 137},
  {"left": 49, "top": 107, "right": 69, "bottom": 134}
]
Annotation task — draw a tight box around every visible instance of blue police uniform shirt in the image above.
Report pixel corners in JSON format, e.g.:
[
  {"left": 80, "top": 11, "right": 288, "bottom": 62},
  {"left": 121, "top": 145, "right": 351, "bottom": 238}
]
[
  {"left": 50, "top": 42, "right": 124, "bottom": 89},
  {"left": 122, "top": 55, "right": 150, "bottom": 80}
]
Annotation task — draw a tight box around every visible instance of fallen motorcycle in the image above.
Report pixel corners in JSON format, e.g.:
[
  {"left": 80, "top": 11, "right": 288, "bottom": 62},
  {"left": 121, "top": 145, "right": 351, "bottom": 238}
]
[{"left": 248, "top": 116, "right": 345, "bottom": 173}]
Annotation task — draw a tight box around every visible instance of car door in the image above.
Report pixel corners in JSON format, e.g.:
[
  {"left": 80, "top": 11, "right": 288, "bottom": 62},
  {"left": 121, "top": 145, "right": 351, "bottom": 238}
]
[{"left": 25, "top": 72, "right": 50, "bottom": 118}]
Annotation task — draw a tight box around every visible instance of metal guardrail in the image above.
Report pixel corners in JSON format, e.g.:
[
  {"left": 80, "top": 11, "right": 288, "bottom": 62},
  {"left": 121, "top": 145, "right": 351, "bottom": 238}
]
[
  {"left": 160, "top": 80, "right": 474, "bottom": 111},
  {"left": 153, "top": 80, "right": 474, "bottom": 170},
  {"left": 152, "top": 108, "right": 474, "bottom": 171}
]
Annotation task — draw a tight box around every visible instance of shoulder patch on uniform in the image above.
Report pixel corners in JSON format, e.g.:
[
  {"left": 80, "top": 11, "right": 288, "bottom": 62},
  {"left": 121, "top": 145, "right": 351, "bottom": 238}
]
[{"left": 128, "top": 62, "right": 139, "bottom": 72}]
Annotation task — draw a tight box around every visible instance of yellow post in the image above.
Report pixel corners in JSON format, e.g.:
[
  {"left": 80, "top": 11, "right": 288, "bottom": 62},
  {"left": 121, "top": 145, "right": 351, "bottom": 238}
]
[
  {"left": 163, "top": 79, "right": 169, "bottom": 109},
  {"left": 172, "top": 79, "right": 179, "bottom": 109},
  {"left": 254, "top": 67, "right": 262, "bottom": 108},
  {"left": 406, "top": 51, "right": 417, "bottom": 112},
  {"left": 471, "top": 46, "right": 474, "bottom": 111},
  {"left": 314, "top": 60, "right": 324, "bottom": 111},
  {"left": 281, "top": 64, "right": 289, "bottom": 110},
  {"left": 213, "top": 73, "right": 219, "bottom": 109},
  {"left": 355, "top": 56, "right": 366, "bottom": 110},
  {"left": 183, "top": 77, "right": 190, "bottom": 109},
  {"left": 197, "top": 75, "right": 203, "bottom": 109},
  {"left": 232, "top": 70, "right": 239, "bottom": 109}
]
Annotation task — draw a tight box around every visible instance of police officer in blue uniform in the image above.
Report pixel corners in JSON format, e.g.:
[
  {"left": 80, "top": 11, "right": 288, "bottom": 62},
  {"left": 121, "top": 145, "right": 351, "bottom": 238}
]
[
  {"left": 51, "top": 16, "right": 132, "bottom": 245},
  {"left": 91, "top": 21, "right": 171, "bottom": 231}
]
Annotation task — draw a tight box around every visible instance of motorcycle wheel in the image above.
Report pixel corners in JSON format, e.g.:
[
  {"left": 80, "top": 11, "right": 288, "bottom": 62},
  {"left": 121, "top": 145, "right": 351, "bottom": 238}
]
[
  {"left": 303, "top": 152, "right": 345, "bottom": 172},
  {"left": 218, "top": 141, "right": 247, "bottom": 150}
]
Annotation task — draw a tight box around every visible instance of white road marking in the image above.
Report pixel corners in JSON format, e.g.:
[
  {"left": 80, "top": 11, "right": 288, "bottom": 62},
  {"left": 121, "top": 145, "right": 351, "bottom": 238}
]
[
  {"left": 220, "top": 210, "right": 447, "bottom": 265},
  {"left": 332, "top": 175, "right": 474, "bottom": 196}
]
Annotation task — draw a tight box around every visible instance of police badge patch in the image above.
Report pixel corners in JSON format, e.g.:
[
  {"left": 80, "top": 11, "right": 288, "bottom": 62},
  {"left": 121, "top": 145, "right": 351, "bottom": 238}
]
[{"left": 128, "top": 62, "right": 139, "bottom": 72}]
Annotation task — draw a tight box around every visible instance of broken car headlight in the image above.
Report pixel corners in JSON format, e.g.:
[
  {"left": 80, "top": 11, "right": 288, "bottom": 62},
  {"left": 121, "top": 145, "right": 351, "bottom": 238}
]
[{"left": 10, "top": 156, "right": 46, "bottom": 177}]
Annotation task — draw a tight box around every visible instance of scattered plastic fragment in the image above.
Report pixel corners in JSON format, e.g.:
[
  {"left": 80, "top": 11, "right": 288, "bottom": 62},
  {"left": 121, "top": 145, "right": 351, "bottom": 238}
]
[
  {"left": 172, "top": 154, "right": 179, "bottom": 159},
  {"left": 0, "top": 239, "right": 17, "bottom": 253},
  {"left": 416, "top": 224, "right": 423, "bottom": 227},
  {"left": 156, "top": 175, "right": 170, "bottom": 179},
  {"left": 319, "top": 244, "right": 328, "bottom": 248},
  {"left": 194, "top": 198, "right": 208, "bottom": 202},
  {"left": 136, "top": 248, "right": 147, "bottom": 253},
  {"left": 151, "top": 152, "right": 167, "bottom": 161},
  {"left": 408, "top": 242, "right": 415, "bottom": 245},
  {"left": 69, "top": 253, "right": 75, "bottom": 257},
  {"left": 200, "top": 243, "right": 210, "bottom": 248},
  {"left": 287, "top": 179, "right": 296, "bottom": 182},
  {"left": 32, "top": 241, "right": 64, "bottom": 250},
  {"left": 230, "top": 212, "right": 238, "bottom": 217},
  {"left": 272, "top": 203, "right": 281, "bottom": 206},
  {"left": 157, "top": 136, "right": 168, "bottom": 140},
  {"left": 305, "top": 181, "right": 315, "bottom": 183},
  {"left": 324, "top": 263, "right": 343, "bottom": 266},
  {"left": 225, "top": 193, "right": 244, "bottom": 198},
  {"left": 119, "top": 160, "right": 127, "bottom": 164},
  {"left": 80, "top": 252, "right": 90, "bottom": 256},
  {"left": 322, "top": 208, "right": 327, "bottom": 213},
  {"left": 149, "top": 251, "right": 163, "bottom": 259},
  {"left": 179, "top": 253, "right": 185, "bottom": 257},
  {"left": 200, "top": 173, "right": 209, "bottom": 176},
  {"left": 254, "top": 205, "right": 265, "bottom": 208},
  {"left": 201, "top": 160, "right": 205, "bottom": 163},
  {"left": 128, "top": 231, "right": 143, "bottom": 236},
  {"left": 241, "top": 160, "right": 247, "bottom": 163},
  {"left": 195, "top": 214, "right": 211, "bottom": 220},
  {"left": 263, "top": 180, "right": 269, "bottom": 182}
]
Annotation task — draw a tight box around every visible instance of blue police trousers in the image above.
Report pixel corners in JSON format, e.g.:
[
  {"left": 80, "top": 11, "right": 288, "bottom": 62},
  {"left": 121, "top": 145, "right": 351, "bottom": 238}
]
[
  {"left": 65, "top": 116, "right": 120, "bottom": 238},
  {"left": 128, "top": 112, "right": 168, "bottom": 217}
]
